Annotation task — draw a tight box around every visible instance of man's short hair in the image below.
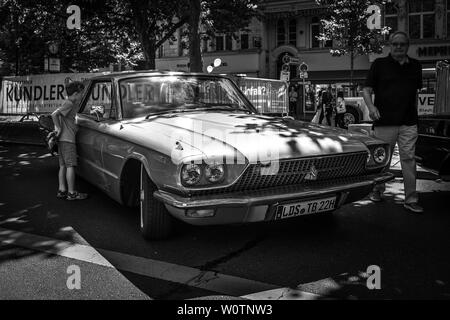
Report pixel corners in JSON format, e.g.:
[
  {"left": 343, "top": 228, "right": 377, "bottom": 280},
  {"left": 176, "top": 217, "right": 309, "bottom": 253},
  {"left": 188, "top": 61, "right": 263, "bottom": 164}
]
[
  {"left": 65, "top": 81, "right": 85, "bottom": 96},
  {"left": 389, "top": 31, "right": 410, "bottom": 45}
]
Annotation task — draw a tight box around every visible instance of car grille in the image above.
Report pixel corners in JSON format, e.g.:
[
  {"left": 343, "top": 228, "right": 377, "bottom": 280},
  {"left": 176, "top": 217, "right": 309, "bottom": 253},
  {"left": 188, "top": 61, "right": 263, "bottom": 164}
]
[{"left": 189, "top": 151, "right": 368, "bottom": 196}]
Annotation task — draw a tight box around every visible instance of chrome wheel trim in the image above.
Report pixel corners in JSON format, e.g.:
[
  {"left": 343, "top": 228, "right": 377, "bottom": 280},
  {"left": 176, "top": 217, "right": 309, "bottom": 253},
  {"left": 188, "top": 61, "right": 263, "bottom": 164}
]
[{"left": 343, "top": 113, "right": 355, "bottom": 126}]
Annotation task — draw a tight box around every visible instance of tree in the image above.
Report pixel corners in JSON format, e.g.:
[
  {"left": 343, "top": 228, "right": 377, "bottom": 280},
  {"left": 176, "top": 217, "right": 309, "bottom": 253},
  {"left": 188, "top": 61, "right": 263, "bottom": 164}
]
[
  {"left": 0, "top": 0, "right": 260, "bottom": 75},
  {"left": 183, "top": 0, "right": 261, "bottom": 72},
  {"left": 315, "top": 0, "right": 390, "bottom": 92},
  {"left": 0, "top": 0, "right": 134, "bottom": 75}
]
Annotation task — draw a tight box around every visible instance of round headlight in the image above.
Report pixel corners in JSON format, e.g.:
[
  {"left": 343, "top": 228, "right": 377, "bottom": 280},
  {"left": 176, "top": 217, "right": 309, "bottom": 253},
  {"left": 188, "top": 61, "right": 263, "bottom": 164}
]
[
  {"left": 181, "top": 163, "right": 202, "bottom": 186},
  {"left": 205, "top": 163, "right": 225, "bottom": 183},
  {"left": 373, "top": 146, "right": 386, "bottom": 164}
]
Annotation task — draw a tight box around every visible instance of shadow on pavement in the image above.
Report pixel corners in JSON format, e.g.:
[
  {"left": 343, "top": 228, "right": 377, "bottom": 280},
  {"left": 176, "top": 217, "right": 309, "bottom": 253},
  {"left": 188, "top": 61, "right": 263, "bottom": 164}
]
[{"left": 1, "top": 143, "right": 450, "bottom": 300}]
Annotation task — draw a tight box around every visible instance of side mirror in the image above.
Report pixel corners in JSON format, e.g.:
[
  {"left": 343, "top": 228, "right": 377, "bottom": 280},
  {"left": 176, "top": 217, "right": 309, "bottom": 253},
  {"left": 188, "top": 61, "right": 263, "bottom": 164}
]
[{"left": 89, "top": 105, "right": 105, "bottom": 121}]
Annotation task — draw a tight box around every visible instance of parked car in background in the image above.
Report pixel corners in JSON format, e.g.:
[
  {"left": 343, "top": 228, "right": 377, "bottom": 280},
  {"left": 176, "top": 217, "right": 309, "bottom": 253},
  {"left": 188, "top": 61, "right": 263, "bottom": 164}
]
[
  {"left": 415, "top": 61, "right": 450, "bottom": 181},
  {"left": 74, "top": 71, "right": 394, "bottom": 240},
  {"left": 343, "top": 96, "right": 371, "bottom": 128}
]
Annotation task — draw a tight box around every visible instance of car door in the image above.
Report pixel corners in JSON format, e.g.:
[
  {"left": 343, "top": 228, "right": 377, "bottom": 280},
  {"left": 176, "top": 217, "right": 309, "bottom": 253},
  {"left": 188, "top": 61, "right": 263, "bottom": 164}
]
[{"left": 76, "top": 79, "right": 117, "bottom": 192}]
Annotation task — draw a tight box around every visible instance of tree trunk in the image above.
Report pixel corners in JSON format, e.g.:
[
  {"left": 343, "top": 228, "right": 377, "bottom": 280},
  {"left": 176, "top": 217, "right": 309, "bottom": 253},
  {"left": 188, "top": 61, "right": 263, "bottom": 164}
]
[
  {"left": 141, "top": 37, "right": 156, "bottom": 70},
  {"left": 130, "top": 0, "right": 156, "bottom": 70},
  {"left": 350, "top": 49, "right": 354, "bottom": 96},
  {"left": 188, "top": 0, "right": 203, "bottom": 72}
]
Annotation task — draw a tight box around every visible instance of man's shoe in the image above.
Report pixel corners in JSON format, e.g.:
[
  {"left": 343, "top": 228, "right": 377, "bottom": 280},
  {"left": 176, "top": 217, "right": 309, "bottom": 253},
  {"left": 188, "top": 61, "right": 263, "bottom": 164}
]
[
  {"left": 67, "top": 191, "right": 88, "bottom": 201},
  {"left": 369, "top": 191, "right": 383, "bottom": 202},
  {"left": 57, "top": 190, "right": 68, "bottom": 199},
  {"left": 404, "top": 203, "right": 424, "bottom": 214}
]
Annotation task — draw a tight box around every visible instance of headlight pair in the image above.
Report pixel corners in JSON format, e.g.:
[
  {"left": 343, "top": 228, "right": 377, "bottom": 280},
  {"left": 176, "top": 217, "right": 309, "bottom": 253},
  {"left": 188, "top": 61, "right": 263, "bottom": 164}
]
[{"left": 181, "top": 162, "right": 225, "bottom": 186}]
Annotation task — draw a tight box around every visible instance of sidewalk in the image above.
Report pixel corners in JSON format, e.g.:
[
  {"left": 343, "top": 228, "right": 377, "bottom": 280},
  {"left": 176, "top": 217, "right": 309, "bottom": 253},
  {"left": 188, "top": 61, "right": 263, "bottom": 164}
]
[{"left": 389, "top": 144, "right": 436, "bottom": 180}]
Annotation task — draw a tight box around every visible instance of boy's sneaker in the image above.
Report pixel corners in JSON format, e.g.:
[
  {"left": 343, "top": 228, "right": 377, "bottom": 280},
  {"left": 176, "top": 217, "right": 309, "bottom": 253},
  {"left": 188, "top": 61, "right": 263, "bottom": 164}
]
[
  {"left": 67, "top": 191, "right": 88, "bottom": 201},
  {"left": 57, "top": 190, "right": 68, "bottom": 199},
  {"left": 369, "top": 191, "right": 383, "bottom": 202},
  {"left": 404, "top": 203, "right": 424, "bottom": 214}
]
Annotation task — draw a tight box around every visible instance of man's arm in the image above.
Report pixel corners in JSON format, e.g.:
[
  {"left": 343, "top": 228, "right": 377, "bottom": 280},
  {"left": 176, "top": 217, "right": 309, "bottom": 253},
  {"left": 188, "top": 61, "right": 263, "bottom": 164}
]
[{"left": 362, "top": 86, "right": 380, "bottom": 121}]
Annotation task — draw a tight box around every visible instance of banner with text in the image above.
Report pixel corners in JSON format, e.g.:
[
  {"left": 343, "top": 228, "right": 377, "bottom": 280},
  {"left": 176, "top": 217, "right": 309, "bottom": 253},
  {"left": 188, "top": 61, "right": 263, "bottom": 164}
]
[{"left": 0, "top": 72, "right": 105, "bottom": 115}]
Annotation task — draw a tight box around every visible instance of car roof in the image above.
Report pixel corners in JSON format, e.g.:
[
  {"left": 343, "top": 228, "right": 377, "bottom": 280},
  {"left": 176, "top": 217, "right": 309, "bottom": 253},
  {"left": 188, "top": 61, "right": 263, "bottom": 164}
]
[{"left": 88, "top": 70, "right": 230, "bottom": 81}]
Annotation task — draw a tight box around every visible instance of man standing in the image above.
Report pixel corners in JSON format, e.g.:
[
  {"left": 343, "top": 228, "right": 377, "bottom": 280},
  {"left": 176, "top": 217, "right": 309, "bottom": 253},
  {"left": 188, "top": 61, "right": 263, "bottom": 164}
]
[{"left": 363, "top": 31, "right": 423, "bottom": 213}]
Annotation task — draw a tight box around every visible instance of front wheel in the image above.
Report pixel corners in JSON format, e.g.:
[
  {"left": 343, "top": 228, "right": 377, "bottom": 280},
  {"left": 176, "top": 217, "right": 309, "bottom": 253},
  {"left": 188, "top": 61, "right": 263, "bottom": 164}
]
[{"left": 140, "top": 164, "right": 174, "bottom": 240}]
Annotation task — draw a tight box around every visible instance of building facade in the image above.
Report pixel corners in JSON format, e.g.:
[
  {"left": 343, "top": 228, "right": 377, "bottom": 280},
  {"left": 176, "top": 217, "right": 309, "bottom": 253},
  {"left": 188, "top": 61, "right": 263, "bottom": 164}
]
[{"left": 155, "top": 0, "right": 450, "bottom": 117}]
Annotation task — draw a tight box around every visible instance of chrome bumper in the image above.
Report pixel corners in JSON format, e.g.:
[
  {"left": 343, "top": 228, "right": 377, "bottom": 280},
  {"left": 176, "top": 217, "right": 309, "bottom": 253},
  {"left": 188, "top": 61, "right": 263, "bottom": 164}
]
[{"left": 153, "top": 172, "right": 394, "bottom": 209}]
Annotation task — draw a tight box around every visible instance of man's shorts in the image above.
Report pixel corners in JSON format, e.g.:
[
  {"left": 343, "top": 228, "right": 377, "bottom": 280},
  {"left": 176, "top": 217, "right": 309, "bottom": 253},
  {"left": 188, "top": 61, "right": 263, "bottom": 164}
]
[{"left": 58, "top": 141, "right": 78, "bottom": 167}]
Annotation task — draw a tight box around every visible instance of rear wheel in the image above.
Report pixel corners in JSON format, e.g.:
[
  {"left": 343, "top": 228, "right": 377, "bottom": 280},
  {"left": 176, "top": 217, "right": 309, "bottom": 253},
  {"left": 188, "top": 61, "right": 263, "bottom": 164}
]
[
  {"left": 342, "top": 106, "right": 360, "bottom": 129},
  {"left": 140, "top": 164, "right": 174, "bottom": 240}
]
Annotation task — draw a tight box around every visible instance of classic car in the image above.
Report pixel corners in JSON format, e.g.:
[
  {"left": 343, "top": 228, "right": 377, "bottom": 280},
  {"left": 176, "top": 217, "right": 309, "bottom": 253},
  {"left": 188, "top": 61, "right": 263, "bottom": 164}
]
[{"left": 74, "top": 71, "right": 394, "bottom": 239}]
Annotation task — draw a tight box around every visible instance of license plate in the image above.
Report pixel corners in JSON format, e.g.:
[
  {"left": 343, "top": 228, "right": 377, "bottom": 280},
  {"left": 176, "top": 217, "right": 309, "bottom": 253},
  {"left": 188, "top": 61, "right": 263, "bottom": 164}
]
[{"left": 274, "top": 196, "right": 337, "bottom": 220}]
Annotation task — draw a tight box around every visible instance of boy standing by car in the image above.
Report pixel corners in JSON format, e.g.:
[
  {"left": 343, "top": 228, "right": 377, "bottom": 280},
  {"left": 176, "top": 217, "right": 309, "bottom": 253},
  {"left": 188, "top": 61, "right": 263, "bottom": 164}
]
[{"left": 51, "top": 81, "right": 88, "bottom": 200}]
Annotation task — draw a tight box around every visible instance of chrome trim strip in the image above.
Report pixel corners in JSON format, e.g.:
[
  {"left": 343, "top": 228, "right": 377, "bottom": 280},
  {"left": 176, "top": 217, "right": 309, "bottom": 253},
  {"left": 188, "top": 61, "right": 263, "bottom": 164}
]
[{"left": 153, "top": 172, "right": 394, "bottom": 209}]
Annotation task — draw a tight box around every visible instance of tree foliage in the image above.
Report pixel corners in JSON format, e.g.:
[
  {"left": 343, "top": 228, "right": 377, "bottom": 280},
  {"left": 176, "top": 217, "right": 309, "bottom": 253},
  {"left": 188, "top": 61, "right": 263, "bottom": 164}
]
[
  {"left": 182, "top": 0, "right": 261, "bottom": 71},
  {"left": 315, "top": 0, "right": 390, "bottom": 85},
  {"left": 0, "top": 0, "right": 260, "bottom": 76}
]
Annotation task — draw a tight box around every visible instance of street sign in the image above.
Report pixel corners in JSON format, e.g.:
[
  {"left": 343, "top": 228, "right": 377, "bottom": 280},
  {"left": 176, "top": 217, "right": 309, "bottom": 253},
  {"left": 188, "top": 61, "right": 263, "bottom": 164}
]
[
  {"left": 282, "top": 54, "right": 291, "bottom": 64},
  {"left": 280, "top": 71, "right": 290, "bottom": 82},
  {"left": 299, "top": 62, "right": 308, "bottom": 72},
  {"left": 289, "top": 57, "right": 300, "bottom": 64},
  {"left": 49, "top": 58, "right": 60, "bottom": 72},
  {"left": 49, "top": 42, "right": 59, "bottom": 54},
  {"left": 299, "top": 71, "right": 308, "bottom": 79}
]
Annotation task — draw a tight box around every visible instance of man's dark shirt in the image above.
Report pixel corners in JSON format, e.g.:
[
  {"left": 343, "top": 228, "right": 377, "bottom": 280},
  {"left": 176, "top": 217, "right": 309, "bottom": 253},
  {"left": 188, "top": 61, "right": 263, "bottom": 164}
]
[
  {"left": 365, "top": 54, "right": 422, "bottom": 126},
  {"left": 321, "top": 90, "right": 333, "bottom": 108}
]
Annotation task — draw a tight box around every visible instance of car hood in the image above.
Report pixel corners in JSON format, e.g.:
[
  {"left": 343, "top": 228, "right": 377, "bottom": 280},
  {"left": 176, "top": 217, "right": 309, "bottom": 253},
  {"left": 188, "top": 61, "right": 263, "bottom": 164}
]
[{"left": 128, "top": 112, "right": 374, "bottom": 162}]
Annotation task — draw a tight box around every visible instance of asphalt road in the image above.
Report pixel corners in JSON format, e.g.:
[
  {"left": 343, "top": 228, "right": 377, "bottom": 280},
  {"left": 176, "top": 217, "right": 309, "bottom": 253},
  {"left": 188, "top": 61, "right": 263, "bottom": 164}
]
[{"left": 1, "top": 143, "right": 450, "bottom": 300}]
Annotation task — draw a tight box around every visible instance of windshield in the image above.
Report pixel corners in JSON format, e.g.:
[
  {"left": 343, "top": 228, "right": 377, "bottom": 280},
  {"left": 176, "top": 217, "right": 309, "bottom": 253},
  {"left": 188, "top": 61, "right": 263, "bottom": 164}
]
[{"left": 119, "top": 75, "right": 255, "bottom": 118}]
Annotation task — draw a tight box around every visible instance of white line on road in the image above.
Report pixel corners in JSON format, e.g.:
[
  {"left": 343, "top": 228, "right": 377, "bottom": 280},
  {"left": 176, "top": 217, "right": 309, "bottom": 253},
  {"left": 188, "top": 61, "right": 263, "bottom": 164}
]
[{"left": 0, "top": 227, "right": 322, "bottom": 299}]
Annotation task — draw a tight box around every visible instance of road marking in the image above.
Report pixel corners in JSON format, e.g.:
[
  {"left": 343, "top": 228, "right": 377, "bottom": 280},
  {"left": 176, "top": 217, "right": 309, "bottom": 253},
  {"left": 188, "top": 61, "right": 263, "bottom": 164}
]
[{"left": 0, "top": 227, "right": 322, "bottom": 299}]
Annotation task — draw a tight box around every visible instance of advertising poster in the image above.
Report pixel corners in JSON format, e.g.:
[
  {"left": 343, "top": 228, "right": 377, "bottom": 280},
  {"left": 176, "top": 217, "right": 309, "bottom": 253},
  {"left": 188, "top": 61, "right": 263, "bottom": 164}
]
[{"left": 0, "top": 72, "right": 105, "bottom": 115}]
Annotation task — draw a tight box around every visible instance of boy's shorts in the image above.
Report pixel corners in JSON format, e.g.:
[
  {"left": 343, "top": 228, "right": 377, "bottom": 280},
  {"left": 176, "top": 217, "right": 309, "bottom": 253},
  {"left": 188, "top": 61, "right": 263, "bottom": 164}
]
[{"left": 58, "top": 141, "right": 77, "bottom": 167}]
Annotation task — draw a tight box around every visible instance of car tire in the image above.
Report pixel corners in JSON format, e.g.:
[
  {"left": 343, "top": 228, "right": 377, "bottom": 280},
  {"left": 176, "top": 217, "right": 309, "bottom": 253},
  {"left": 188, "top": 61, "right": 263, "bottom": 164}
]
[
  {"left": 342, "top": 106, "right": 360, "bottom": 129},
  {"left": 139, "top": 164, "right": 174, "bottom": 240}
]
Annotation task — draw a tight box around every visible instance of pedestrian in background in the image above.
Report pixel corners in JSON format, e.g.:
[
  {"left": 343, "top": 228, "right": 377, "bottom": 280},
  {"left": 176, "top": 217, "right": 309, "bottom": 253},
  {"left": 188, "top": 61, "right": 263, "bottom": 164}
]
[
  {"left": 51, "top": 81, "right": 88, "bottom": 201},
  {"left": 319, "top": 86, "right": 333, "bottom": 126},
  {"left": 335, "top": 91, "right": 346, "bottom": 128},
  {"left": 363, "top": 30, "right": 423, "bottom": 213},
  {"left": 289, "top": 86, "right": 298, "bottom": 118}
]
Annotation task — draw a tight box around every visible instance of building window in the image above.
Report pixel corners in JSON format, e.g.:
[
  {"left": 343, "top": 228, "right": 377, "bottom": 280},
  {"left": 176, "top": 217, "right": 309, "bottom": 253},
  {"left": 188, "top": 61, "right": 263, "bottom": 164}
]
[
  {"left": 288, "top": 19, "right": 297, "bottom": 46},
  {"left": 408, "top": 0, "right": 435, "bottom": 39},
  {"left": 277, "top": 19, "right": 286, "bottom": 46},
  {"left": 384, "top": 2, "right": 398, "bottom": 34},
  {"left": 240, "top": 34, "right": 249, "bottom": 49},
  {"left": 215, "top": 35, "right": 224, "bottom": 51},
  {"left": 310, "top": 17, "right": 332, "bottom": 49},
  {"left": 225, "top": 34, "right": 233, "bottom": 51}
]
